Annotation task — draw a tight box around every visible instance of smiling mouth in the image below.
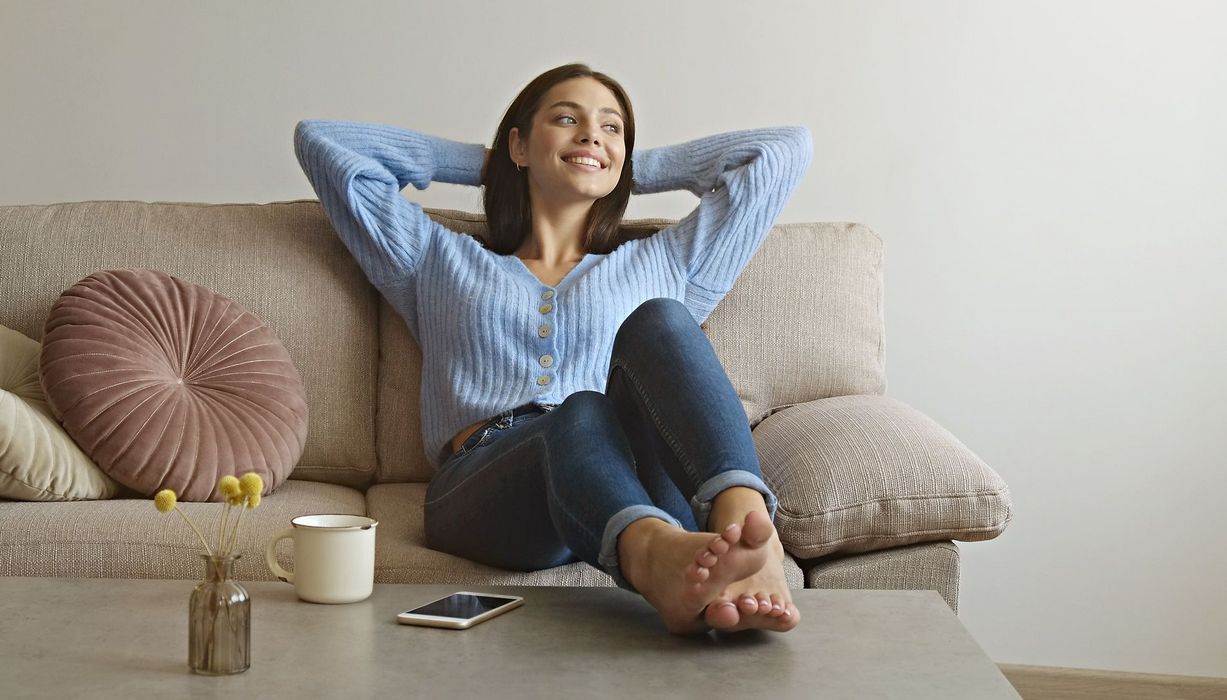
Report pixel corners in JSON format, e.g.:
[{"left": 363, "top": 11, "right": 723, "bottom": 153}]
[
  {"left": 561, "top": 156, "right": 605, "bottom": 171},
  {"left": 565, "top": 162, "right": 603, "bottom": 173}
]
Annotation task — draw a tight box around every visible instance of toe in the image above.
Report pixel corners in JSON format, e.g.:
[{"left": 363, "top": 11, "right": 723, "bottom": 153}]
[
  {"left": 780, "top": 603, "right": 800, "bottom": 627},
  {"left": 756, "top": 597, "right": 772, "bottom": 615},
  {"left": 706, "top": 535, "right": 731, "bottom": 557},
  {"left": 685, "top": 562, "right": 709, "bottom": 584},
  {"left": 696, "top": 550, "right": 718, "bottom": 569},
  {"left": 739, "top": 510, "right": 775, "bottom": 548},
  {"left": 704, "top": 599, "right": 740, "bottom": 630},
  {"left": 768, "top": 594, "right": 785, "bottom": 617},
  {"left": 738, "top": 596, "right": 758, "bottom": 614},
  {"left": 719, "top": 522, "right": 742, "bottom": 546}
]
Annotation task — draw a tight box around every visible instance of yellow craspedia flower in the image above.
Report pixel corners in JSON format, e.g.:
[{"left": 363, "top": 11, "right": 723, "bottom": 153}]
[
  {"left": 239, "top": 472, "right": 264, "bottom": 498},
  {"left": 246, "top": 493, "right": 261, "bottom": 509},
  {"left": 154, "top": 489, "right": 177, "bottom": 513},
  {"left": 218, "top": 475, "right": 241, "bottom": 498},
  {"left": 227, "top": 494, "right": 244, "bottom": 507}
]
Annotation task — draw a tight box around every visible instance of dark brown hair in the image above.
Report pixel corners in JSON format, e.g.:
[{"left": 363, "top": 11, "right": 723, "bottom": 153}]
[{"left": 482, "top": 63, "right": 636, "bottom": 255}]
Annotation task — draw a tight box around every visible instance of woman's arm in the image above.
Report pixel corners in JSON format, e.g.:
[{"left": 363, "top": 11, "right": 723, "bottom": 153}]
[
  {"left": 631, "top": 127, "right": 813, "bottom": 321},
  {"left": 293, "top": 120, "right": 487, "bottom": 287}
]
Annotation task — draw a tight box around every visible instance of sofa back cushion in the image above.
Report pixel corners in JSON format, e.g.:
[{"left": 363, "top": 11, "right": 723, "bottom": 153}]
[
  {"left": 376, "top": 210, "right": 887, "bottom": 483},
  {"left": 0, "top": 201, "right": 379, "bottom": 489}
]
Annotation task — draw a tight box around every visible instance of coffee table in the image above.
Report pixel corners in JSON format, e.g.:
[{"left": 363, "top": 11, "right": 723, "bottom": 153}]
[{"left": 0, "top": 577, "right": 1018, "bottom": 698}]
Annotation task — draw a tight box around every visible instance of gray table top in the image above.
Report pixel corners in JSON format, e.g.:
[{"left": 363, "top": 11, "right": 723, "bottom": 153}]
[{"left": 0, "top": 577, "right": 1018, "bottom": 699}]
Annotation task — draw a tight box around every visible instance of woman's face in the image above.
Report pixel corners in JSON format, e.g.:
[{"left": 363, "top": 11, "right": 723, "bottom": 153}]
[{"left": 510, "top": 77, "right": 627, "bottom": 203}]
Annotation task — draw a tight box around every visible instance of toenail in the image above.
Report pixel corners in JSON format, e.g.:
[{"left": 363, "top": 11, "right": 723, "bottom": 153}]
[
  {"left": 742, "top": 597, "right": 755, "bottom": 605},
  {"left": 725, "top": 524, "right": 736, "bottom": 532}
]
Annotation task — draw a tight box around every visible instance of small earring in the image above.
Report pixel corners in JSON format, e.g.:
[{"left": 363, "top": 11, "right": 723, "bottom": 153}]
[{"left": 516, "top": 163, "right": 523, "bottom": 172}]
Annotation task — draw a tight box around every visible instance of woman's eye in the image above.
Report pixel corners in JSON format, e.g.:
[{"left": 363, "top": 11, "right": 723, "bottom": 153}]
[{"left": 557, "top": 115, "right": 619, "bottom": 133}]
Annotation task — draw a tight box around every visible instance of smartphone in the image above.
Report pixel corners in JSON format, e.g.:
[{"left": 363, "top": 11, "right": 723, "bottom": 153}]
[{"left": 396, "top": 591, "right": 524, "bottom": 629}]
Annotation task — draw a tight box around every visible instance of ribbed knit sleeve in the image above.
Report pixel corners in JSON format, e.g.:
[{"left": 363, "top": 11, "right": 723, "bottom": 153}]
[
  {"left": 631, "top": 127, "right": 812, "bottom": 321},
  {"left": 293, "top": 119, "right": 487, "bottom": 287}
]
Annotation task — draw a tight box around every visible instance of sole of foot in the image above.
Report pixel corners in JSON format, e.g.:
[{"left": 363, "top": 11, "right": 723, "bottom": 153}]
[{"left": 634, "top": 510, "right": 776, "bottom": 635}]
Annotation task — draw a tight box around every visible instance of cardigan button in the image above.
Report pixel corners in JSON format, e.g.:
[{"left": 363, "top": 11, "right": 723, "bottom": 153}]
[
  {"left": 539, "top": 354, "right": 554, "bottom": 368},
  {"left": 538, "top": 323, "right": 552, "bottom": 338},
  {"left": 542, "top": 290, "right": 555, "bottom": 301},
  {"left": 539, "top": 303, "right": 553, "bottom": 315},
  {"left": 536, "top": 375, "right": 551, "bottom": 386}
]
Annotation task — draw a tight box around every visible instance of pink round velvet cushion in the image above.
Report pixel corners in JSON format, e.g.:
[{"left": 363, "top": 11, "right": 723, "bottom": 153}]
[{"left": 40, "top": 269, "right": 308, "bottom": 502}]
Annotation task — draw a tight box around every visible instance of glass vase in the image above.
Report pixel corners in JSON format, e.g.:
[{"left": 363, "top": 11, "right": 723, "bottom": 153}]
[{"left": 188, "top": 553, "right": 250, "bottom": 675}]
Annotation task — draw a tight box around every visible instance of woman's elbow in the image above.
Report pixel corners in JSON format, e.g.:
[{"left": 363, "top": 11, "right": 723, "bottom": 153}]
[{"left": 786, "top": 126, "right": 813, "bottom": 162}]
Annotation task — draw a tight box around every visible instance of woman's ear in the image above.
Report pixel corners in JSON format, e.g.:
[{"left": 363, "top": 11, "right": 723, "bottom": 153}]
[{"left": 509, "top": 127, "right": 526, "bottom": 167}]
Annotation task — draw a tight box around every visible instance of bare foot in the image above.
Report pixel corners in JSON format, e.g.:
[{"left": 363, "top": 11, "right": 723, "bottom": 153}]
[
  {"left": 703, "top": 530, "right": 800, "bottom": 633},
  {"left": 620, "top": 511, "right": 774, "bottom": 635}
]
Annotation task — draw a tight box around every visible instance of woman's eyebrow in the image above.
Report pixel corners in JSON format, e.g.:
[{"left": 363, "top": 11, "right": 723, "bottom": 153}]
[{"left": 548, "top": 100, "right": 624, "bottom": 121}]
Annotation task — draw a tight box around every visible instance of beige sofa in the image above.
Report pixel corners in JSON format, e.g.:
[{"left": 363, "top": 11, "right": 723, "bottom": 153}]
[{"left": 0, "top": 200, "right": 1011, "bottom": 612}]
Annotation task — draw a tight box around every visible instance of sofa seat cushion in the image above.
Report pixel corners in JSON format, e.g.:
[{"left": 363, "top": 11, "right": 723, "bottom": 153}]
[
  {"left": 755, "top": 395, "right": 1012, "bottom": 559},
  {"left": 366, "top": 483, "right": 805, "bottom": 587},
  {"left": 0, "top": 477, "right": 364, "bottom": 582},
  {"left": 40, "top": 269, "right": 309, "bottom": 502},
  {"left": 1, "top": 325, "right": 120, "bottom": 500},
  {"left": 804, "top": 541, "right": 961, "bottom": 613}
]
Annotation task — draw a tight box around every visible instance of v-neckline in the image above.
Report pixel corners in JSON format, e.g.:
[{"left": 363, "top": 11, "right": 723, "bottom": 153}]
[{"left": 505, "top": 253, "right": 601, "bottom": 292}]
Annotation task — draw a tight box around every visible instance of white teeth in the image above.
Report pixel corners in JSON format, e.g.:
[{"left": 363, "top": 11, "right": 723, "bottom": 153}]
[{"left": 564, "top": 156, "right": 601, "bottom": 168}]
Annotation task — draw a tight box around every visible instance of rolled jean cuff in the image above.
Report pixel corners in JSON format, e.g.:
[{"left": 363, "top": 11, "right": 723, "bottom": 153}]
[
  {"left": 690, "top": 469, "right": 779, "bottom": 532},
  {"left": 598, "top": 505, "right": 684, "bottom": 594}
]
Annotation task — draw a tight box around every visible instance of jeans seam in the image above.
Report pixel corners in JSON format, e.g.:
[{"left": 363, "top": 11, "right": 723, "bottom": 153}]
[
  {"left": 534, "top": 431, "right": 603, "bottom": 547},
  {"left": 608, "top": 358, "right": 701, "bottom": 488},
  {"left": 424, "top": 445, "right": 511, "bottom": 507}
]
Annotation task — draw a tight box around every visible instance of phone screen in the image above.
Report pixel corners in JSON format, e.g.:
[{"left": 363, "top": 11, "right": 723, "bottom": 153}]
[{"left": 407, "top": 593, "right": 514, "bottom": 619}]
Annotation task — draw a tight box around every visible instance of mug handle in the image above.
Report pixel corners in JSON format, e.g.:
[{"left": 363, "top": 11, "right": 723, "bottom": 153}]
[{"left": 264, "top": 528, "right": 295, "bottom": 584}]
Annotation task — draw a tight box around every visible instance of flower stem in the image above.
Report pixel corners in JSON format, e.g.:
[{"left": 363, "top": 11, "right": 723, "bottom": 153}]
[
  {"left": 227, "top": 502, "right": 248, "bottom": 556},
  {"left": 219, "top": 503, "right": 234, "bottom": 556},
  {"left": 175, "top": 507, "right": 214, "bottom": 556},
  {"left": 215, "top": 502, "right": 228, "bottom": 555}
]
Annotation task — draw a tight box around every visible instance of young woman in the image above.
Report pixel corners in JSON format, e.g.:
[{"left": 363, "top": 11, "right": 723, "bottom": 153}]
[{"left": 295, "top": 63, "right": 812, "bottom": 635}]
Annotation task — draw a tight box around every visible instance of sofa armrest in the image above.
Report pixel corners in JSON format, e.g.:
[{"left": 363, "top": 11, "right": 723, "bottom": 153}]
[{"left": 752, "top": 395, "right": 1012, "bottom": 560}]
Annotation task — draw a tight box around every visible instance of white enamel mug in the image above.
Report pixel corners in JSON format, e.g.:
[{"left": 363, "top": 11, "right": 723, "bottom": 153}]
[{"left": 264, "top": 514, "right": 378, "bottom": 604}]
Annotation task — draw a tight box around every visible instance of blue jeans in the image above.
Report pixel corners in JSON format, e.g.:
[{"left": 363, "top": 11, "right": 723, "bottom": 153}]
[{"left": 423, "top": 298, "right": 779, "bottom": 592}]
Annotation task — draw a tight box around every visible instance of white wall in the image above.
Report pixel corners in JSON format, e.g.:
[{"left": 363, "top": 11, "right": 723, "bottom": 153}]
[{"left": 3, "top": 0, "right": 1224, "bottom": 678}]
